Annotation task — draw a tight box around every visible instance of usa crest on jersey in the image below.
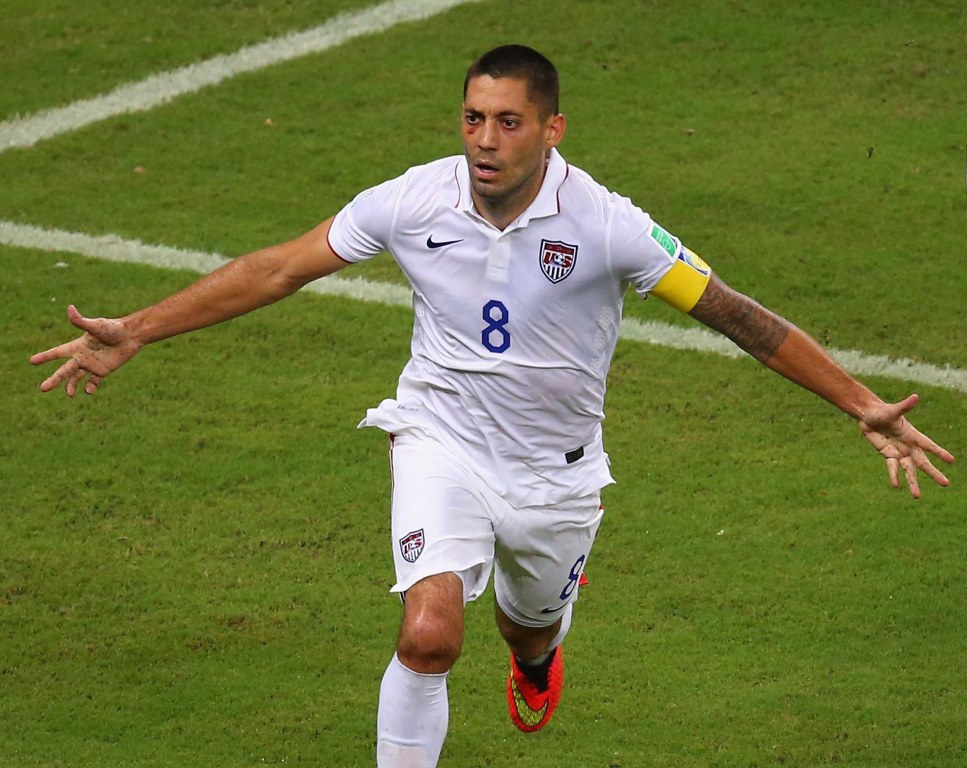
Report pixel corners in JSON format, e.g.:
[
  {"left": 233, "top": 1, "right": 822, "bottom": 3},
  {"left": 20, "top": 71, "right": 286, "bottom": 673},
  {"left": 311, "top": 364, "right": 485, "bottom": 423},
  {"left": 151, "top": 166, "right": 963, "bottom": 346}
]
[
  {"left": 540, "top": 239, "right": 578, "bottom": 284},
  {"left": 399, "top": 529, "right": 425, "bottom": 563}
]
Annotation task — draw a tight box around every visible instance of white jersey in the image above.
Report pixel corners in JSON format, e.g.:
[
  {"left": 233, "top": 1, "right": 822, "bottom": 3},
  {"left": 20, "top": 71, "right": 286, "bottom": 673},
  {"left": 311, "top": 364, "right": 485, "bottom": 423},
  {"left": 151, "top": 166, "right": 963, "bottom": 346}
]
[{"left": 328, "top": 149, "right": 689, "bottom": 507}]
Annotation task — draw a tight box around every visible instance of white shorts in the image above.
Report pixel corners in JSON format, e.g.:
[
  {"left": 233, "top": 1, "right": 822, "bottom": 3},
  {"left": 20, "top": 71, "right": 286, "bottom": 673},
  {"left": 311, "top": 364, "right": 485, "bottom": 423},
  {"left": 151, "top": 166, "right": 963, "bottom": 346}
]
[{"left": 387, "top": 431, "right": 604, "bottom": 628}]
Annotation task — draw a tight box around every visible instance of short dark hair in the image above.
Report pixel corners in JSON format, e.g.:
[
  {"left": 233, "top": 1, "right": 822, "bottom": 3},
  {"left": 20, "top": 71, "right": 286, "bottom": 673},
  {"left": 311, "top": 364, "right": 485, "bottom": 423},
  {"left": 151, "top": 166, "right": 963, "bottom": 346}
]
[{"left": 464, "top": 44, "right": 560, "bottom": 118}]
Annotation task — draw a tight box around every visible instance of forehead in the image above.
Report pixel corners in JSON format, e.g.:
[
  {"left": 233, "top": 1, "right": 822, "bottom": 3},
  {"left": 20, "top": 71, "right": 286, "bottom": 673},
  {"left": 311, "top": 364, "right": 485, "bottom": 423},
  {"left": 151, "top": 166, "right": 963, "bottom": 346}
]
[{"left": 464, "top": 75, "right": 539, "bottom": 115}]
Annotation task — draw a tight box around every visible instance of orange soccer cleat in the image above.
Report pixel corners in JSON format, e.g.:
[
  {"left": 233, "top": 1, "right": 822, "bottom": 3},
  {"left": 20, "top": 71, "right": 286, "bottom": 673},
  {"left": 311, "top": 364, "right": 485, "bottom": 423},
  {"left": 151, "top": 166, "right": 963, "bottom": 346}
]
[{"left": 506, "top": 645, "right": 564, "bottom": 733}]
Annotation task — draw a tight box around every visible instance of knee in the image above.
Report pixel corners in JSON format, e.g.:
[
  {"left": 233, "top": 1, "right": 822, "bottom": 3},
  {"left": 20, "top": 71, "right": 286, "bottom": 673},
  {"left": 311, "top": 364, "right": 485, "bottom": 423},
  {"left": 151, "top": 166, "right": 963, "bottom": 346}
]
[
  {"left": 395, "top": 574, "right": 465, "bottom": 673},
  {"left": 397, "top": 604, "right": 463, "bottom": 673}
]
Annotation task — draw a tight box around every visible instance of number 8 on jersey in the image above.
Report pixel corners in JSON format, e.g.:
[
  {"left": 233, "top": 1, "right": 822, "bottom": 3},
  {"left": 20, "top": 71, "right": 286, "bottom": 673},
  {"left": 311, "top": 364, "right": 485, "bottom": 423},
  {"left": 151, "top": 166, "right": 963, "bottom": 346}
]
[{"left": 482, "top": 299, "right": 511, "bottom": 353}]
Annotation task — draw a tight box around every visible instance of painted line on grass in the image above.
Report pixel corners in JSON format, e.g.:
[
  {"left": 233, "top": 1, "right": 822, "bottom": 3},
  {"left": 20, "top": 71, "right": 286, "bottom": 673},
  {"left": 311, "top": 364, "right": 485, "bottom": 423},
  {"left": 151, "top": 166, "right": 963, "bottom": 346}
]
[
  {"left": 4, "top": 219, "right": 965, "bottom": 394},
  {"left": 0, "top": 0, "right": 480, "bottom": 152}
]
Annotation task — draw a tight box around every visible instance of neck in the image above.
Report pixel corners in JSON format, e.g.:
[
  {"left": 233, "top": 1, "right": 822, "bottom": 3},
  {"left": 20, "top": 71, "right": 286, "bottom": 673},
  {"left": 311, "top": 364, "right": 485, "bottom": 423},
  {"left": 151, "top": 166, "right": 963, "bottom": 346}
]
[
  {"left": 471, "top": 152, "right": 551, "bottom": 230},
  {"left": 471, "top": 194, "right": 525, "bottom": 231}
]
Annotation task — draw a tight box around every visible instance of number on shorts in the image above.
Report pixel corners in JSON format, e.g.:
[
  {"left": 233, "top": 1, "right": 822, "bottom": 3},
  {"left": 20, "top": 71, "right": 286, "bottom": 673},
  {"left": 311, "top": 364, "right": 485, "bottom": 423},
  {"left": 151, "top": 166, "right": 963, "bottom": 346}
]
[
  {"left": 559, "top": 554, "right": 586, "bottom": 601},
  {"left": 481, "top": 299, "right": 510, "bottom": 353}
]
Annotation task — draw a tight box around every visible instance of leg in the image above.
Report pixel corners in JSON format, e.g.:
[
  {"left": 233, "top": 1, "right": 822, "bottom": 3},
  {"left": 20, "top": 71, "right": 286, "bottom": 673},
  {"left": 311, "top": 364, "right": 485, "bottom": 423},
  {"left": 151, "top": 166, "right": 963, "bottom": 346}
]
[
  {"left": 398, "top": 572, "right": 465, "bottom": 673},
  {"left": 494, "top": 496, "right": 599, "bottom": 662},
  {"left": 493, "top": 494, "right": 603, "bottom": 732},
  {"left": 376, "top": 432, "right": 497, "bottom": 765},
  {"left": 495, "top": 602, "right": 561, "bottom": 662},
  {"left": 497, "top": 600, "right": 572, "bottom": 733},
  {"left": 376, "top": 573, "right": 464, "bottom": 768},
  {"left": 496, "top": 575, "right": 576, "bottom": 734}
]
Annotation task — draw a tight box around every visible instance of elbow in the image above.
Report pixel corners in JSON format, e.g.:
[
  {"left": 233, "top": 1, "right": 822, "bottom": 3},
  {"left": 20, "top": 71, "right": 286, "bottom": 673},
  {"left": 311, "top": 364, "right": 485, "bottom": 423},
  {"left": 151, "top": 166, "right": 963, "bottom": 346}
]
[{"left": 242, "top": 249, "right": 306, "bottom": 303}]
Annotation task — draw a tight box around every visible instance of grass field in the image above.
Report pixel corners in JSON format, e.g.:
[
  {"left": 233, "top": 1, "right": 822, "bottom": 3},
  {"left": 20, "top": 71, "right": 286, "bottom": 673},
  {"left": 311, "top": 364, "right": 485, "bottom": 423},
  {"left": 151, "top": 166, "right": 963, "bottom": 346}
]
[{"left": 2, "top": 1, "right": 965, "bottom": 766}]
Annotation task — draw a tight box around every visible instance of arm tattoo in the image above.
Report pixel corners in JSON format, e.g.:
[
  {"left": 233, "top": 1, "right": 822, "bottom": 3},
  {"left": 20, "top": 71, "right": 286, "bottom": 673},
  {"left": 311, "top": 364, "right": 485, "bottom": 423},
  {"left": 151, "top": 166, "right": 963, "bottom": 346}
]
[{"left": 689, "top": 275, "right": 790, "bottom": 364}]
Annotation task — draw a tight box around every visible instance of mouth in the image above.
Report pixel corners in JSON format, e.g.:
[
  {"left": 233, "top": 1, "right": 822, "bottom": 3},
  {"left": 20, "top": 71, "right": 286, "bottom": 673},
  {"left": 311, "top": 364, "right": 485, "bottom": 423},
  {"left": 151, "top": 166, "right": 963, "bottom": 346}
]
[{"left": 472, "top": 158, "right": 500, "bottom": 181}]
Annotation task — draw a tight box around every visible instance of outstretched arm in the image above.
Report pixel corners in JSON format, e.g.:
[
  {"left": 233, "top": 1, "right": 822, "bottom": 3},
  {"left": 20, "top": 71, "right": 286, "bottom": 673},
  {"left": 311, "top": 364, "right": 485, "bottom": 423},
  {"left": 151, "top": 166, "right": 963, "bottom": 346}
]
[
  {"left": 687, "top": 273, "right": 954, "bottom": 498},
  {"left": 31, "top": 217, "right": 347, "bottom": 397}
]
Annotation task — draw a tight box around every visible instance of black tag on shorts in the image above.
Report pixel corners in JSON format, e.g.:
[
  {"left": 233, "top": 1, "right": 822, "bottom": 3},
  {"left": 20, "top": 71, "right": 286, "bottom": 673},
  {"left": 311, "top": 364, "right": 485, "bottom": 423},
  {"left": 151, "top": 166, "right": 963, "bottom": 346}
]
[{"left": 564, "top": 447, "right": 584, "bottom": 465}]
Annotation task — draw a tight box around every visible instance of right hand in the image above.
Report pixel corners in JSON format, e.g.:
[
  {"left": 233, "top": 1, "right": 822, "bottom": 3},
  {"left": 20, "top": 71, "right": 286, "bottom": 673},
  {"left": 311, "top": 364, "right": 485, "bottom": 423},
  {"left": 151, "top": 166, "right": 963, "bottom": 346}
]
[{"left": 30, "top": 305, "right": 142, "bottom": 397}]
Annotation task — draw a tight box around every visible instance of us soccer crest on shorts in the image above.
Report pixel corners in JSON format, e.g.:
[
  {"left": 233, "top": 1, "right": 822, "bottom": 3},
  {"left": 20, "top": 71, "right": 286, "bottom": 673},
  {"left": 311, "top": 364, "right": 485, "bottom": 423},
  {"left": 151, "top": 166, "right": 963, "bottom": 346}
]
[
  {"left": 540, "top": 239, "right": 578, "bottom": 283},
  {"left": 399, "top": 529, "right": 425, "bottom": 563}
]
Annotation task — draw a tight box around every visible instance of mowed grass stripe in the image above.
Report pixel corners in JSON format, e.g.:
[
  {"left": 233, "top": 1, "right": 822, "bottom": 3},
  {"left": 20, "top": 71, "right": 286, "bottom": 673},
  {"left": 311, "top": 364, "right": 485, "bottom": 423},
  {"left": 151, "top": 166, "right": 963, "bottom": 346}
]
[
  {"left": 0, "top": 0, "right": 481, "bottom": 152},
  {"left": 6, "top": 219, "right": 965, "bottom": 394}
]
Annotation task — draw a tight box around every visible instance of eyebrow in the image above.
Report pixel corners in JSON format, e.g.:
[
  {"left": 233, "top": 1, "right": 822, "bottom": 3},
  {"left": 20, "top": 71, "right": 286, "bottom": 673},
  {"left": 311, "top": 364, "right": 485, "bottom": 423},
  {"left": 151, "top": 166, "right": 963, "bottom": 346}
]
[{"left": 463, "top": 107, "right": 526, "bottom": 119}]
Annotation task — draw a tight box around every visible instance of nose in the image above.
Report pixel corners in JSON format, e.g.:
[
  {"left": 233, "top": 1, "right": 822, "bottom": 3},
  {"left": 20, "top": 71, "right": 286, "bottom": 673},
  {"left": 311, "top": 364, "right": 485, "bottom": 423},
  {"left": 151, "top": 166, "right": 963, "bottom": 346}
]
[{"left": 477, "top": 117, "right": 499, "bottom": 150}]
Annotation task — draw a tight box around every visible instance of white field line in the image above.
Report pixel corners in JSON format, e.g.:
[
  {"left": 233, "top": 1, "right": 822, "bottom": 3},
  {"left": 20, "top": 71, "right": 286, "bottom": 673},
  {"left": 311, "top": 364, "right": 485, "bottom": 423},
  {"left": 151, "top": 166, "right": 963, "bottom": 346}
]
[
  {"left": 4, "top": 219, "right": 965, "bottom": 395},
  {"left": 0, "top": 0, "right": 480, "bottom": 152}
]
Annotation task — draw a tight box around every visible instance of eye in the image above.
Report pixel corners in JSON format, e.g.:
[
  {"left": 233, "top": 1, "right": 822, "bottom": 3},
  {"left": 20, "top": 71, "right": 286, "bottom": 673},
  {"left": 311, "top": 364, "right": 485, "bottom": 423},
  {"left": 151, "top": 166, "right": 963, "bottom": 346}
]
[{"left": 502, "top": 119, "right": 518, "bottom": 129}]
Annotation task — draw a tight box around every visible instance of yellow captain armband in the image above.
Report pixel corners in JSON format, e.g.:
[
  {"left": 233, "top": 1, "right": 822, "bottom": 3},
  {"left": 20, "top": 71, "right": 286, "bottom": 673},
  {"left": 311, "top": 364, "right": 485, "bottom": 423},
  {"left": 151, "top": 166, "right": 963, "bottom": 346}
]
[{"left": 650, "top": 247, "right": 712, "bottom": 312}]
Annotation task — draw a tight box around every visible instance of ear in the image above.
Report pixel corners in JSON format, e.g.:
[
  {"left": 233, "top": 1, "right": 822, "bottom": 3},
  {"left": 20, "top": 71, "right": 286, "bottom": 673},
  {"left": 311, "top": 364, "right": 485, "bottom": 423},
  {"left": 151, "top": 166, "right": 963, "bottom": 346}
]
[{"left": 544, "top": 113, "right": 566, "bottom": 149}]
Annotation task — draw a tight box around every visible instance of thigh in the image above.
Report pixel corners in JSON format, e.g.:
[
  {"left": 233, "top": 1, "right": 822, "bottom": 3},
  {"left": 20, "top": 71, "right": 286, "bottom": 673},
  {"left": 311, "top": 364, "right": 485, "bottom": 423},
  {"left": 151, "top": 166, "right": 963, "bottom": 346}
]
[
  {"left": 494, "top": 495, "right": 604, "bottom": 628},
  {"left": 388, "top": 432, "right": 496, "bottom": 602}
]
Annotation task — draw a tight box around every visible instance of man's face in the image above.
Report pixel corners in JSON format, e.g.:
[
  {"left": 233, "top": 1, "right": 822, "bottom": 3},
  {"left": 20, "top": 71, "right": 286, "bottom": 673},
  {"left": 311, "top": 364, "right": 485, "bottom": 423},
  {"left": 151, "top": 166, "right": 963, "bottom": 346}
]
[{"left": 461, "top": 75, "right": 565, "bottom": 227}]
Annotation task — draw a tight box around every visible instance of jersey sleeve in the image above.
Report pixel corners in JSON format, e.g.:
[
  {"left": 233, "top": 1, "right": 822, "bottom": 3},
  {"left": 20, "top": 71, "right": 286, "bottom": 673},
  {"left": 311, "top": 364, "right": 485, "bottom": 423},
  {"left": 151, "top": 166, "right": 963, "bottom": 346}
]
[
  {"left": 327, "top": 174, "right": 406, "bottom": 263},
  {"left": 609, "top": 196, "right": 712, "bottom": 313}
]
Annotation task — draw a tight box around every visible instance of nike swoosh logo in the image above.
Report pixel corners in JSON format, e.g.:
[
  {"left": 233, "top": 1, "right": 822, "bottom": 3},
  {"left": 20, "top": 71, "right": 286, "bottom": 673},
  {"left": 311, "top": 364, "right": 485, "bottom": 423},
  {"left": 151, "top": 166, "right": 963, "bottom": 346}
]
[
  {"left": 540, "top": 604, "right": 568, "bottom": 614},
  {"left": 511, "top": 677, "right": 548, "bottom": 726},
  {"left": 426, "top": 235, "right": 464, "bottom": 249}
]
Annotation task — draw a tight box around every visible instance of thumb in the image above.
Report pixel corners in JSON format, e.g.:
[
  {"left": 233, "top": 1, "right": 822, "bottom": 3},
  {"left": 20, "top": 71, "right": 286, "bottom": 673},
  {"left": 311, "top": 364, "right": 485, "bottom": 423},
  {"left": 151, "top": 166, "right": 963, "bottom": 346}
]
[
  {"left": 892, "top": 393, "right": 919, "bottom": 419},
  {"left": 66, "top": 304, "right": 127, "bottom": 345},
  {"left": 859, "top": 393, "right": 919, "bottom": 435},
  {"left": 67, "top": 304, "right": 91, "bottom": 331},
  {"left": 872, "top": 393, "right": 919, "bottom": 420}
]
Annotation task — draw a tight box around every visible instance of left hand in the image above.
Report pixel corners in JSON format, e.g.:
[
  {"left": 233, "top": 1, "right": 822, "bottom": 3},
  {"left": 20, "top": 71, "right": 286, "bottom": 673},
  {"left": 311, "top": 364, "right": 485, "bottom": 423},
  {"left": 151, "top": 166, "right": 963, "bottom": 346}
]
[{"left": 858, "top": 394, "right": 955, "bottom": 498}]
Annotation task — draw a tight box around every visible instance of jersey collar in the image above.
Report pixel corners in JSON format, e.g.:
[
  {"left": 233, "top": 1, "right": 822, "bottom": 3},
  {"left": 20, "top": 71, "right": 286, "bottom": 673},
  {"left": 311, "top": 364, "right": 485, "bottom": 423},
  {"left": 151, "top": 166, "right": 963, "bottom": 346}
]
[{"left": 455, "top": 148, "right": 569, "bottom": 228}]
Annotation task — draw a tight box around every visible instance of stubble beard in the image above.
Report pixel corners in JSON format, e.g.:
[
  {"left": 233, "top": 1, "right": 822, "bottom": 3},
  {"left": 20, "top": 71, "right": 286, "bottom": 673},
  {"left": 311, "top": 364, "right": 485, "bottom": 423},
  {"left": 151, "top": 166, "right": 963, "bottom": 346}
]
[{"left": 467, "top": 153, "right": 547, "bottom": 219}]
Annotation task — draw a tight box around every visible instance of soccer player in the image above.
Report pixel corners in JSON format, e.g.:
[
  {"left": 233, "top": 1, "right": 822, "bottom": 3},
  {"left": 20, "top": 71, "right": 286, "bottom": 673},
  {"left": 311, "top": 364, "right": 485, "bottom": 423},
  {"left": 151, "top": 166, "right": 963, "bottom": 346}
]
[{"left": 31, "top": 45, "right": 953, "bottom": 767}]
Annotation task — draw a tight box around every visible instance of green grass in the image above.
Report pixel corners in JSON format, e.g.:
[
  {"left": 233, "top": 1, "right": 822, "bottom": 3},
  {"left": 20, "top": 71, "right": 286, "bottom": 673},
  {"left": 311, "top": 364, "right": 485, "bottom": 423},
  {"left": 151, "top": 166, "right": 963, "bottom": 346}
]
[
  {"left": 0, "top": 0, "right": 375, "bottom": 119},
  {"left": 2, "top": 1, "right": 965, "bottom": 766}
]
